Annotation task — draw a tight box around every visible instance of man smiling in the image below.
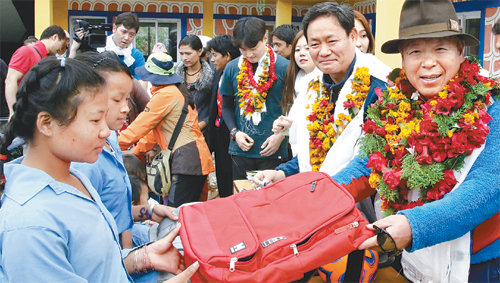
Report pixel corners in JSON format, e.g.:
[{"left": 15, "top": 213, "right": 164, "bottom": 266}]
[{"left": 255, "top": 3, "right": 390, "bottom": 187}]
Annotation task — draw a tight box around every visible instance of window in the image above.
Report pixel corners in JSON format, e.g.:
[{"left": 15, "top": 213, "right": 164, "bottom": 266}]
[
  {"left": 457, "top": 11, "right": 480, "bottom": 58},
  {"left": 136, "top": 19, "right": 180, "bottom": 61}
]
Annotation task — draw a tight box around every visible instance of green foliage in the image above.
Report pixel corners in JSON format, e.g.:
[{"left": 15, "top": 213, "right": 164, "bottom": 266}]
[
  {"left": 366, "top": 105, "right": 384, "bottom": 127},
  {"left": 383, "top": 207, "right": 396, "bottom": 217},
  {"left": 433, "top": 114, "right": 455, "bottom": 136},
  {"left": 360, "top": 134, "right": 386, "bottom": 158},
  {"left": 401, "top": 154, "right": 444, "bottom": 189},
  {"left": 442, "top": 153, "right": 466, "bottom": 171},
  {"left": 387, "top": 68, "right": 402, "bottom": 83},
  {"left": 377, "top": 182, "right": 399, "bottom": 203}
]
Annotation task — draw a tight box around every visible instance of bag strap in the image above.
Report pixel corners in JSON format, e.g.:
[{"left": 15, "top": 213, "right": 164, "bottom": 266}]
[
  {"left": 343, "top": 249, "right": 365, "bottom": 282},
  {"left": 168, "top": 99, "right": 188, "bottom": 150},
  {"left": 32, "top": 46, "right": 42, "bottom": 59}
]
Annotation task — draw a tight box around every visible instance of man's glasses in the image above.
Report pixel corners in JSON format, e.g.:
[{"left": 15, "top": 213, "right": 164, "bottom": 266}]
[{"left": 373, "top": 225, "right": 403, "bottom": 257}]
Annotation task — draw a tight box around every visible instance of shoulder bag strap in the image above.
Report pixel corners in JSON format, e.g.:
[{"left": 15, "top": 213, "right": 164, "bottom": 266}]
[
  {"left": 168, "top": 99, "right": 189, "bottom": 150},
  {"left": 32, "top": 46, "right": 43, "bottom": 59}
]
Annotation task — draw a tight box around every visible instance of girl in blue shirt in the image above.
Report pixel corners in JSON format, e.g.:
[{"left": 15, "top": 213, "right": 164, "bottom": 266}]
[
  {"left": 0, "top": 57, "right": 197, "bottom": 282},
  {"left": 72, "top": 51, "right": 178, "bottom": 249}
]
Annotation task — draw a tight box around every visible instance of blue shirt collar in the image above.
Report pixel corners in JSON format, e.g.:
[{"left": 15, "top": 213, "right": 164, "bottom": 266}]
[
  {"left": 322, "top": 55, "right": 357, "bottom": 89},
  {"left": 3, "top": 158, "right": 100, "bottom": 205}
]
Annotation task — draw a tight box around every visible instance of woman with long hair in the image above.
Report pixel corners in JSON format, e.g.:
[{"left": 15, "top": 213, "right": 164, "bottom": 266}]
[
  {"left": 354, "top": 11, "right": 375, "bottom": 54},
  {"left": 273, "top": 30, "right": 320, "bottom": 156},
  {"left": 175, "top": 34, "right": 214, "bottom": 145}
]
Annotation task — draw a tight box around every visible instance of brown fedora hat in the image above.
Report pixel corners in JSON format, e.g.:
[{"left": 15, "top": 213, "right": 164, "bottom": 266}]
[{"left": 381, "top": 0, "right": 479, "bottom": 54}]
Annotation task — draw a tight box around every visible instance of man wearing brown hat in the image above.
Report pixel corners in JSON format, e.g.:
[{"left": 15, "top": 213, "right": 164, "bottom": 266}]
[{"left": 330, "top": 0, "right": 499, "bottom": 282}]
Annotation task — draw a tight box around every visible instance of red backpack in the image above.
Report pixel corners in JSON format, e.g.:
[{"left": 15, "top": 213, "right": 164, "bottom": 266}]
[{"left": 179, "top": 171, "right": 374, "bottom": 282}]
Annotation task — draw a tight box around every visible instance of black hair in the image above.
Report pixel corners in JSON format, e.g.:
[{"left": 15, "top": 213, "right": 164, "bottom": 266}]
[
  {"left": 206, "top": 35, "right": 241, "bottom": 60},
  {"left": 40, "top": 25, "right": 67, "bottom": 40},
  {"left": 129, "top": 174, "right": 147, "bottom": 205},
  {"left": 123, "top": 153, "right": 146, "bottom": 181},
  {"left": 302, "top": 2, "right": 354, "bottom": 41},
  {"left": 0, "top": 57, "right": 105, "bottom": 155},
  {"left": 179, "top": 34, "right": 208, "bottom": 60},
  {"left": 271, "top": 24, "right": 297, "bottom": 45},
  {"left": 23, "top": 36, "right": 38, "bottom": 46},
  {"left": 232, "top": 17, "right": 266, "bottom": 48},
  {"left": 179, "top": 34, "right": 203, "bottom": 51},
  {"left": 75, "top": 51, "right": 132, "bottom": 78},
  {"left": 115, "top": 12, "right": 140, "bottom": 33},
  {"left": 494, "top": 19, "right": 500, "bottom": 35}
]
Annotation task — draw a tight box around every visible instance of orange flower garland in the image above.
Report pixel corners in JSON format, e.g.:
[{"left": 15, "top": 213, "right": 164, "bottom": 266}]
[
  {"left": 236, "top": 45, "right": 277, "bottom": 118},
  {"left": 306, "top": 67, "right": 371, "bottom": 171}
]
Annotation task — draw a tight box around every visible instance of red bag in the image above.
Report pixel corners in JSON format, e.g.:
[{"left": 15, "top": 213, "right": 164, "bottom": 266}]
[{"left": 179, "top": 171, "right": 374, "bottom": 282}]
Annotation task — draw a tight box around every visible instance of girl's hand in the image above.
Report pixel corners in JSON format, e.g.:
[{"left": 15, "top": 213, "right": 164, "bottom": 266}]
[
  {"left": 148, "top": 223, "right": 185, "bottom": 274},
  {"left": 162, "top": 261, "right": 199, "bottom": 283}
]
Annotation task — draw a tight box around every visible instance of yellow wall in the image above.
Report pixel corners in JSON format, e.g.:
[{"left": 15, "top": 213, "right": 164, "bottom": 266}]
[
  {"left": 276, "top": 0, "right": 292, "bottom": 26},
  {"left": 35, "top": 0, "right": 68, "bottom": 38},
  {"left": 203, "top": 0, "right": 214, "bottom": 37},
  {"left": 374, "top": 0, "right": 404, "bottom": 69}
]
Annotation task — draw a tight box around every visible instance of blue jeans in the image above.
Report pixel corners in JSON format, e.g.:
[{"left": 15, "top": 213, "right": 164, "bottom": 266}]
[{"left": 469, "top": 258, "right": 500, "bottom": 283}]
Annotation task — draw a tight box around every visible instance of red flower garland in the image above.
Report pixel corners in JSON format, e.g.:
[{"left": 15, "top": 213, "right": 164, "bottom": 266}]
[
  {"left": 362, "top": 60, "right": 496, "bottom": 215},
  {"left": 244, "top": 46, "right": 278, "bottom": 94}
]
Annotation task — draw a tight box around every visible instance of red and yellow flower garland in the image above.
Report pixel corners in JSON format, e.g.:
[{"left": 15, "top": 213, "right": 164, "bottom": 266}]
[
  {"left": 307, "top": 67, "right": 371, "bottom": 171},
  {"left": 361, "top": 60, "right": 496, "bottom": 215},
  {"left": 236, "top": 45, "right": 278, "bottom": 118}
]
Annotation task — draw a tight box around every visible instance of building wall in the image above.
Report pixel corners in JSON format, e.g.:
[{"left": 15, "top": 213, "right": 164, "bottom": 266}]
[
  {"left": 484, "top": 7, "right": 500, "bottom": 78},
  {"left": 68, "top": 0, "right": 498, "bottom": 75}
]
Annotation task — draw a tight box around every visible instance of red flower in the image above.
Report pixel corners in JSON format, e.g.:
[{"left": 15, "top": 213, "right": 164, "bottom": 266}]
[
  {"left": 427, "top": 170, "right": 456, "bottom": 201},
  {"left": 368, "top": 151, "right": 387, "bottom": 171},
  {"left": 435, "top": 99, "right": 453, "bottom": 115},
  {"left": 343, "top": 100, "right": 356, "bottom": 109},
  {"left": 307, "top": 113, "right": 317, "bottom": 122},
  {"left": 320, "top": 100, "right": 329, "bottom": 108},
  {"left": 431, "top": 151, "right": 447, "bottom": 163},
  {"left": 383, "top": 169, "right": 403, "bottom": 190},
  {"left": 415, "top": 145, "right": 432, "bottom": 164},
  {"left": 362, "top": 119, "right": 377, "bottom": 134}
]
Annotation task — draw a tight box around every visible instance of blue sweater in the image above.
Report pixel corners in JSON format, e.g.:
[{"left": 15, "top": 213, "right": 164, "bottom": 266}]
[{"left": 333, "top": 101, "right": 500, "bottom": 264}]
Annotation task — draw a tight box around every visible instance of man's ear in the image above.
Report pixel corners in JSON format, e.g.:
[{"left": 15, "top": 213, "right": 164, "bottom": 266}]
[
  {"left": 349, "top": 28, "right": 358, "bottom": 43},
  {"left": 36, "top": 112, "right": 55, "bottom": 137},
  {"left": 263, "top": 34, "right": 268, "bottom": 45},
  {"left": 112, "top": 24, "right": 117, "bottom": 33},
  {"left": 50, "top": 33, "right": 59, "bottom": 42}
]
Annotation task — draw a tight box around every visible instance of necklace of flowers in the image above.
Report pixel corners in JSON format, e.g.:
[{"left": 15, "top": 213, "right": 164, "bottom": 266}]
[
  {"left": 306, "top": 67, "right": 371, "bottom": 171},
  {"left": 360, "top": 59, "right": 497, "bottom": 216},
  {"left": 236, "top": 45, "right": 278, "bottom": 118}
]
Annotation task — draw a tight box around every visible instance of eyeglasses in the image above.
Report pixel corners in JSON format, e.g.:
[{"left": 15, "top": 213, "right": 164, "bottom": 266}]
[{"left": 373, "top": 225, "right": 402, "bottom": 257}]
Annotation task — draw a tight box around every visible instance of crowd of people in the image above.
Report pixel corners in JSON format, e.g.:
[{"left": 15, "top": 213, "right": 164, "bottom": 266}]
[{"left": 0, "top": 0, "right": 499, "bottom": 282}]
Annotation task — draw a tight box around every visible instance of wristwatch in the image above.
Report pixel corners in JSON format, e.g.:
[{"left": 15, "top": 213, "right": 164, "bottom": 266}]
[{"left": 230, "top": 128, "right": 239, "bottom": 140}]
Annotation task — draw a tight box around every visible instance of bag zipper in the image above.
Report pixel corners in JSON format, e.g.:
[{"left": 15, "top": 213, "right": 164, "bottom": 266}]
[
  {"left": 290, "top": 244, "right": 299, "bottom": 256},
  {"left": 229, "top": 257, "right": 237, "bottom": 272},
  {"left": 334, "top": 221, "right": 359, "bottom": 234}
]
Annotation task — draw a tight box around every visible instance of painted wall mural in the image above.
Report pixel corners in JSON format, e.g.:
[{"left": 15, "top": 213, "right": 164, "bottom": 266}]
[{"left": 484, "top": 7, "right": 500, "bottom": 78}]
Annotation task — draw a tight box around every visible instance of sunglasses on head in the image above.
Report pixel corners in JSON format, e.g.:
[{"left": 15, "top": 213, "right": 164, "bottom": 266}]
[{"left": 373, "top": 225, "right": 403, "bottom": 257}]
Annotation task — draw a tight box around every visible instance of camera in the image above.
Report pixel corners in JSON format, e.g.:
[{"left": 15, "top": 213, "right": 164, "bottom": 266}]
[{"left": 73, "top": 20, "right": 113, "bottom": 51}]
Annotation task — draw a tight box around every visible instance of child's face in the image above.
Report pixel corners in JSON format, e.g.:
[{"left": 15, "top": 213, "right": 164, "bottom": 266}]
[
  {"left": 139, "top": 183, "right": 149, "bottom": 206},
  {"left": 103, "top": 71, "right": 132, "bottom": 131},
  {"left": 50, "top": 89, "right": 109, "bottom": 163}
]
